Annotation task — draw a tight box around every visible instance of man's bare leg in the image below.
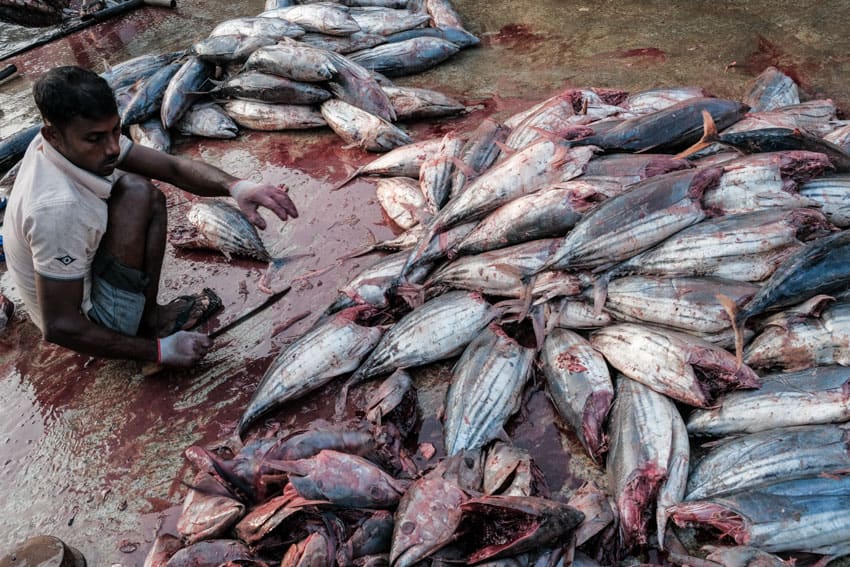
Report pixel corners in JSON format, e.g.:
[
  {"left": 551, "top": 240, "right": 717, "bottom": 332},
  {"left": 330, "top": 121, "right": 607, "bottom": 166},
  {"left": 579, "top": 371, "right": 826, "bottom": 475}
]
[{"left": 99, "top": 174, "right": 207, "bottom": 337}]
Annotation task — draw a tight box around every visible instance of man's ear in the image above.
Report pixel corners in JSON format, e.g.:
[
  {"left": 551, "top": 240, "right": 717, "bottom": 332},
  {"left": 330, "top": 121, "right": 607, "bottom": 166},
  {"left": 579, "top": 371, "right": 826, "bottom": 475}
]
[{"left": 41, "top": 122, "right": 59, "bottom": 146}]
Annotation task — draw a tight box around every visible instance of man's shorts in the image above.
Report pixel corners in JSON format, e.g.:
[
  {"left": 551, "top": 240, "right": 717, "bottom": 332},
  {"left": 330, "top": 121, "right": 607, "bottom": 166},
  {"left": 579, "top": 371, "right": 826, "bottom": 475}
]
[{"left": 87, "top": 252, "right": 149, "bottom": 336}]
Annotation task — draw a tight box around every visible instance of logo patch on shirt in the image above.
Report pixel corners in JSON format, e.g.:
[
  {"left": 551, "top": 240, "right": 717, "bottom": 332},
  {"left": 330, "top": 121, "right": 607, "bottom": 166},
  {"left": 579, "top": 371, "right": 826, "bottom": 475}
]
[{"left": 55, "top": 254, "right": 76, "bottom": 266}]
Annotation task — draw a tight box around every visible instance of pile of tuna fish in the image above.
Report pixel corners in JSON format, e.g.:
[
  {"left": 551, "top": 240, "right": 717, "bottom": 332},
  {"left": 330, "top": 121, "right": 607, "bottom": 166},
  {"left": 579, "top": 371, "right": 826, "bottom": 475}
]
[
  {"left": 119, "top": 0, "right": 475, "bottom": 153},
  {"left": 152, "top": 65, "right": 850, "bottom": 566},
  {"left": 0, "top": 0, "right": 476, "bottom": 187}
]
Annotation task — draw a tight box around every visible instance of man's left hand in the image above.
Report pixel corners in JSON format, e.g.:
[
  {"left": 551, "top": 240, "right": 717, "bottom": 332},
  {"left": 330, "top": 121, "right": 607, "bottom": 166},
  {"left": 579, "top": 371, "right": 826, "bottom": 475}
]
[{"left": 229, "top": 180, "right": 299, "bottom": 230}]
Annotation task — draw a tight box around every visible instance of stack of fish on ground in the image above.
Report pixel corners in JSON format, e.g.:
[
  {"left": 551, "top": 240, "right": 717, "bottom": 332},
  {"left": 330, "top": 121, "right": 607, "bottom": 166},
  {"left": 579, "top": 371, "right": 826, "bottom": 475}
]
[
  {"left": 144, "top": 380, "right": 599, "bottom": 566},
  {"left": 0, "top": 0, "right": 476, "bottom": 186},
  {"left": 161, "top": 65, "right": 850, "bottom": 565},
  {"left": 119, "top": 0, "right": 475, "bottom": 153}
]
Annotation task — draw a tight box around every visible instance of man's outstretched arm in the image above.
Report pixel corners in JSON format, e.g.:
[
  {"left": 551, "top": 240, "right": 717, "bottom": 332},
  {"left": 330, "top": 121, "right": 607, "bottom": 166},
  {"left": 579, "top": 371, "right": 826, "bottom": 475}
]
[
  {"left": 119, "top": 144, "right": 299, "bottom": 229},
  {"left": 35, "top": 274, "right": 210, "bottom": 366}
]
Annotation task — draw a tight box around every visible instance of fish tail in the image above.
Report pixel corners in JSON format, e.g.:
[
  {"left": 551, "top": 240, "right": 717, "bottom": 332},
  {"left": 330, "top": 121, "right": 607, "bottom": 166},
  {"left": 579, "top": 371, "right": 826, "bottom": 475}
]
[
  {"left": 717, "top": 293, "right": 743, "bottom": 368},
  {"left": 334, "top": 374, "right": 359, "bottom": 421},
  {"left": 259, "top": 253, "right": 315, "bottom": 294},
  {"left": 675, "top": 110, "right": 720, "bottom": 159},
  {"left": 330, "top": 166, "right": 363, "bottom": 192},
  {"left": 400, "top": 224, "right": 438, "bottom": 279}
]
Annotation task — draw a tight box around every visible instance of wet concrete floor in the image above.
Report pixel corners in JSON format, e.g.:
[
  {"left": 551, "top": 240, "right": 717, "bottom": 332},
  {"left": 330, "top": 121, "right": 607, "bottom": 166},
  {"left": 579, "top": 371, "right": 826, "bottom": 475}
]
[{"left": 2, "top": 1, "right": 850, "bottom": 564}]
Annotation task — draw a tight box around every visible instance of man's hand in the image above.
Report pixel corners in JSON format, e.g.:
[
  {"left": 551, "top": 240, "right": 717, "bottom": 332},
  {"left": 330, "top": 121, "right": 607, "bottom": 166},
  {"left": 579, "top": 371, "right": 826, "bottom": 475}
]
[
  {"left": 229, "top": 180, "right": 299, "bottom": 230},
  {"left": 158, "top": 331, "right": 213, "bottom": 367}
]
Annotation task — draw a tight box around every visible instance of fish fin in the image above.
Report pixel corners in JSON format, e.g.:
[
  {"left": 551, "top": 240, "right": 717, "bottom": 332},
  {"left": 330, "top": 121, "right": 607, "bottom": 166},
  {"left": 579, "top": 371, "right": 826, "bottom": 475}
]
[
  {"left": 395, "top": 282, "right": 426, "bottom": 309},
  {"left": 579, "top": 96, "right": 589, "bottom": 115},
  {"left": 330, "top": 165, "right": 364, "bottom": 192},
  {"left": 530, "top": 303, "right": 546, "bottom": 351},
  {"left": 334, "top": 374, "right": 359, "bottom": 421},
  {"left": 271, "top": 311, "right": 310, "bottom": 338},
  {"left": 221, "top": 249, "right": 233, "bottom": 261},
  {"left": 450, "top": 155, "right": 476, "bottom": 178},
  {"left": 400, "top": 224, "right": 438, "bottom": 279},
  {"left": 717, "top": 293, "right": 743, "bottom": 368},
  {"left": 592, "top": 272, "right": 611, "bottom": 316},
  {"left": 494, "top": 140, "right": 516, "bottom": 158},
  {"left": 258, "top": 253, "right": 315, "bottom": 293},
  {"left": 675, "top": 110, "right": 720, "bottom": 159}
]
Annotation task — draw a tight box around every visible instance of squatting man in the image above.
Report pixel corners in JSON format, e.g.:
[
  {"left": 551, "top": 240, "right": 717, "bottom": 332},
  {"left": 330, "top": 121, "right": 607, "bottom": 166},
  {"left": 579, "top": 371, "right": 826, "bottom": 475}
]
[{"left": 3, "top": 66, "right": 299, "bottom": 367}]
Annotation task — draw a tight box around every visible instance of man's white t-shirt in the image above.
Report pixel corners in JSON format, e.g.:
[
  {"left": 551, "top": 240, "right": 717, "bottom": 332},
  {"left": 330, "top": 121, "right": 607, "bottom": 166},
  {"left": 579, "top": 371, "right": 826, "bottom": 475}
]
[{"left": 3, "top": 132, "right": 133, "bottom": 332}]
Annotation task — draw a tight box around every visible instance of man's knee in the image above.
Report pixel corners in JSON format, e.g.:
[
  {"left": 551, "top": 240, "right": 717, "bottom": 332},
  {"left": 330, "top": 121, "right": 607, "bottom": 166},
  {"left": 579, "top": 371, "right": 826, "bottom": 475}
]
[{"left": 109, "top": 174, "right": 165, "bottom": 220}]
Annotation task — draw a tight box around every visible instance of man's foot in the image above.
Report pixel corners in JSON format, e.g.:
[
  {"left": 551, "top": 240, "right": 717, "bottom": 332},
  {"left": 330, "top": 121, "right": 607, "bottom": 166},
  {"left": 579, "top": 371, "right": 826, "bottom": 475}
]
[{"left": 155, "top": 288, "right": 222, "bottom": 338}]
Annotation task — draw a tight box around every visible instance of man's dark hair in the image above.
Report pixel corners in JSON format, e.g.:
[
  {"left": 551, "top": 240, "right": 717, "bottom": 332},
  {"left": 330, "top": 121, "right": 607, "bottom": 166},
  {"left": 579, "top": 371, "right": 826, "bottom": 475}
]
[{"left": 33, "top": 66, "right": 118, "bottom": 129}]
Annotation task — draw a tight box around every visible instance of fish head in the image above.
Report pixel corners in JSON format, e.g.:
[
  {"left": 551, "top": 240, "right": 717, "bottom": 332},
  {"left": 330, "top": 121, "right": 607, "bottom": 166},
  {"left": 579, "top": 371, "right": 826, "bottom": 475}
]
[{"left": 456, "top": 495, "right": 585, "bottom": 563}]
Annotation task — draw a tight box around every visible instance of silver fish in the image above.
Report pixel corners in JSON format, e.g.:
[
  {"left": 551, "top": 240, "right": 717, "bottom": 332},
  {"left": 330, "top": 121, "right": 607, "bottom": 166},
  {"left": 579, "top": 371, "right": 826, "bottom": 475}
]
[
  {"left": 543, "top": 167, "right": 721, "bottom": 272},
  {"left": 299, "top": 31, "right": 388, "bottom": 54},
  {"left": 449, "top": 118, "right": 510, "bottom": 199},
  {"left": 327, "top": 51, "right": 397, "bottom": 122},
  {"left": 742, "top": 66, "right": 800, "bottom": 112},
  {"left": 350, "top": 7, "right": 431, "bottom": 35},
  {"left": 687, "top": 366, "right": 850, "bottom": 436},
  {"left": 209, "top": 17, "right": 305, "bottom": 39},
  {"left": 321, "top": 99, "right": 412, "bottom": 152},
  {"left": 702, "top": 545, "right": 793, "bottom": 567},
  {"left": 624, "top": 86, "right": 708, "bottom": 115},
  {"left": 350, "top": 290, "right": 500, "bottom": 382},
  {"left": 453, "top": 183, "right": 600, "bottom": 256},
  {"left": 799, "top": 173, "right": 850, "bottom": 227},
  {"left": 348, "top": 37, "right": 460, "bottom": 77},
  {"left": 656, "top": 405, "right": 689, "bottom": 550},
  {"left": 178, "top": 200, "right": 269, "bottom": 260},
  {"left": 540, "top": 327, "right": 613, "bottom": 462},
  {"left": 334, "top": 137, "right": 442, "bottom": 190},
  {"left": 504, "top": 94, "right": 576, "bottom": 151},
  {"left": 614, "top": 208, "right": 833, "bottom": 282},
  {"left": 443, "top": 324, "right": 534, "bottom": 455},
  {"left": 423, "top": 0, "right": 464, "bottom": 29},
  {"left": 419, "top": 130, "right": 463, "bottom": 212},
  {"left": 603, "top": 276, "right": 760, "bottom": 335},
  {"left": 375, "top": 176, "right": 430, "bottom": 229},
  {"left": 129, "top": 119, "right": 172, "bottom": 153},
  {"left": 211, "top": 71, "right": 332, "bottom": 104},
  {"left": 383, "top": 85, "right": 465, "bottom": 120},
  {"left": 120, "top": 61, "right": 181, "bottom": 126},
  {"left": 161, "top": 56, "right": 213, "bottom": 129},
  {"left": 224, "top": 100, "right": 326, "bottom": 131},
  {"left": 238, "top": 306, "right": 384, "bottom": 437},
  {"left": 403, "top": 142, "right": 596, "bottom": 275},
  {"left": 685, "top": 423, "right": 850, "bottom": 501},
  {"left": 325, "top": 250, "right": 432, "bottom": 314},
  {"left": 543, "top": 298, "right": 612, "bottom": 330},
  {"left": 243, "top": 42, "right": 338, "bottom": 82},
  {"left": 606, "top": 375, "right": 675, "bottom": 550},
  {"left": 425, "top": 239, "right": 585, "bottom": 300},
  {"left": 176, "top": 102, "right": 239, "bottom": 139},
  {"left": 591, "top": 323, "right": 760, "bottom": 408},
  {"left": 192, "top": 34, "right": 276, "bottom": 65},
  {"left": 260, "top": 4, "right": 361, "bottom": 36},
  {"left": 671, "top": 489, "right": 850, "bottom": 555},
  {"left": 723, "top": 99, "right": 838, "bottom": 139},
  {"left": 703, "top": 151, "right": 831, "bottom": 215},
  {"left": 100, "top": 50, "right": 185, "bottom": 92},
  {"left": 744, "top": 299, "right": 850, "bottom": 371}
]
